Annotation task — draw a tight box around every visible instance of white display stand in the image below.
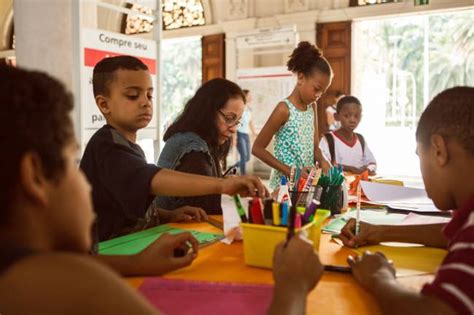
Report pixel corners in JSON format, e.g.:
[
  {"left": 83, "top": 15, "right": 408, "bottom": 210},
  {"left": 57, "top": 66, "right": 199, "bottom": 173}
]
[
  {"left": 79, "top": 28, "right": 158, "bottom": 148},
  {"left": 232, "top": 26, "right": 298, "bottom": 178},
  {"left": 236, "top": 66, "right": 295, "bottom": 132}
]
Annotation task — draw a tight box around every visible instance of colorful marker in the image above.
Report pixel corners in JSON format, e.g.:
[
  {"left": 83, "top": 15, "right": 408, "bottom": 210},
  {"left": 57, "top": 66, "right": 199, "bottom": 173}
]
[
  {"left": 251, "top": 197, "right": 265, "bottom": 224},
  {"left": 263, "top": 199, "right": 274, "bottom": 225},
  {"left": 295, "top": 213, "right": 302, "bottom": 229},
  {"left": 281, "top": 201, "right": 289, "bottom": 226},
  {"left": 233, "top": 194, "right": 247, "bottom": 223},
  {"left": 272, "top": 202, "right": 281, "bottom": 226},
  {"left": 303, "top": 199, "right": 319, "bottom": 224}
]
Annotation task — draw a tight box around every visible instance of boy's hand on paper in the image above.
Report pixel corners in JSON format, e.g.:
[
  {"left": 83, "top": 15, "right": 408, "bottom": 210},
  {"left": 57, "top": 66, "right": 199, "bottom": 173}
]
[
  {"left": 222, "top": 175, "right": 269, "bottom": 198},
  {"left": 272, "top": 235, "right": 323, "bottom": 294},
  {"left": 159, "top": 206, "right": 208, "bottom": 223},
  {"left": 347, "top": 251, "right": 395, "bottom": 290},
  {"left": 135, "top": 232, "right": 199, "bottom": 275},
  {"left": 339, "top": 218, "right": 379, "bottom": 247}
]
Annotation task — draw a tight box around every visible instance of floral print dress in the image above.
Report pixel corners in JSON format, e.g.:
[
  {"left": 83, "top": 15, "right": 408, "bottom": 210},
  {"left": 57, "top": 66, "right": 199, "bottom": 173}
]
[{"left": 269, "top": 98, "right": 315, "bottom": 189}]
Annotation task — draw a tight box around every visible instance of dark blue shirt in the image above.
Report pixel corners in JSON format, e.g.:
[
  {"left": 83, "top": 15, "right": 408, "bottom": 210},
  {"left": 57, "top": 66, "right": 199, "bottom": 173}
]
[{"left": 80, "top": 125, "right": 160, "bottom": 242}]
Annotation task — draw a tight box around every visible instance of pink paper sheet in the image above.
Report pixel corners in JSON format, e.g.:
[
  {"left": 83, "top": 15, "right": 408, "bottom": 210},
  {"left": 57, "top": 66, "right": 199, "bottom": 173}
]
[{"left": 139, "top": 278, "right": 273, "bottom": 315}]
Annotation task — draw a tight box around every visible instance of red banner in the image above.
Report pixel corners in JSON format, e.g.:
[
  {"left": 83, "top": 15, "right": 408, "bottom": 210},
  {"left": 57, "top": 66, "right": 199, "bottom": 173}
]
[{"left": 83, "top": 48, "right": 156, "bottom": 74}]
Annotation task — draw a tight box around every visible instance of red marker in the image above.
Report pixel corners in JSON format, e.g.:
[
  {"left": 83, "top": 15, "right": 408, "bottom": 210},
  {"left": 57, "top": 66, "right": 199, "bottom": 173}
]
[{"left": 250, "top": 197, "right": 265, "bottom": 224}]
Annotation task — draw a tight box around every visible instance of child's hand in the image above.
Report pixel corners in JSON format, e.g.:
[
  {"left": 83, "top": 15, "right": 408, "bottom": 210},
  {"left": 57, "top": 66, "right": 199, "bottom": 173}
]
[
  {"left": 338, "top": 218, "right": 380, "bottom": 247},
  {"left": 347, "top": 251, "right": 395, "bottom": 290},
  {"left": 343, "top": 165, "right": 367, "bottom": 174},
  {"left": 272, "top": 235, "right": 323, "bottom": 294},
  {"left": 159, "top": 206, "right": 208, "bottom": 223},
  {"left": 135, "top": 232, "right": 199, "bottom": 275},
  {"left": 221, "top": 175, "right": 268, "bottom": 198},
  {"left": 366, "top": 164, "right": 376, "bottom": 176},
  {"left": 321, "top": 160, "right": 331, "bottom": 175}
]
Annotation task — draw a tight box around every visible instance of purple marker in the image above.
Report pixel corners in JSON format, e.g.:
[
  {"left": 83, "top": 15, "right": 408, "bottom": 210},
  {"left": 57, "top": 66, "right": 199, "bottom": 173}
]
[{"left": 303, "top": 199, "right": 319, "bottom": 224}]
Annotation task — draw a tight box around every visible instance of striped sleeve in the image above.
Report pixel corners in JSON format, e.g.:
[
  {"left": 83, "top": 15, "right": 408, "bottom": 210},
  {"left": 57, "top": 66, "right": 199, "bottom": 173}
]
[{"left": 421, "top": 213, "right": 474, "bottom": 315}]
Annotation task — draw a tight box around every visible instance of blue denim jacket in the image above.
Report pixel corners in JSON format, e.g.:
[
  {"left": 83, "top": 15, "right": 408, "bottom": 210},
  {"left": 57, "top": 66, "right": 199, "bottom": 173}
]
[
  {"left": 154, "top": 132, "right": 221, "bottom": 212},
  {"left": 157, "top": 132, "right": 213, "bottom": 170}
]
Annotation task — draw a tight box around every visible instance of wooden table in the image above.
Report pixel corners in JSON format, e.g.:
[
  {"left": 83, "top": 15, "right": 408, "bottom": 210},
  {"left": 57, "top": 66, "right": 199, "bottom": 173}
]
[{"left": 126, "top": 217, "right": 433, "bottom": 314}]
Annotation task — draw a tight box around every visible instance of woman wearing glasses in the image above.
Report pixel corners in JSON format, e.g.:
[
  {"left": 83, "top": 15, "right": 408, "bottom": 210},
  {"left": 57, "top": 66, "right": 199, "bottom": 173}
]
[{"left": 155, "top": 78, "right": 245, "bottom": 215}]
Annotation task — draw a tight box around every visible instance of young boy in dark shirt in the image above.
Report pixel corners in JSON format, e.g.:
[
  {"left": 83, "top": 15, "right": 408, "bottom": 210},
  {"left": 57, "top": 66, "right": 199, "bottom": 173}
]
[
  {"left": 340, "top": 87, "right": 474, "bottom": 315},
  {"left": 80, "top": 55, "right": 267, "bottom": 242}
]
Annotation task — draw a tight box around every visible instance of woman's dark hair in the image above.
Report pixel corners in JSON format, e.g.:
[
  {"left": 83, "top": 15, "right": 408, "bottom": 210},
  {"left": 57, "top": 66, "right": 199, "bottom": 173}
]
[
  {"left": 287, "top": 41, "right": 333, "bottom": 78},
  {"left": 164, "top": 78, "right": 245, "bottom": 161},
  {"left": 0, "top": 65, "right": 74, "bottom": 224}
]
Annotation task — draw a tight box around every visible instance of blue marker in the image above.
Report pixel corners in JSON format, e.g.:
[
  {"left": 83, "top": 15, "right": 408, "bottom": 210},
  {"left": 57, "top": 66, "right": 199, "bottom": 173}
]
[{"left": 281, "top": 201, "right": 289, "bottom": 226}]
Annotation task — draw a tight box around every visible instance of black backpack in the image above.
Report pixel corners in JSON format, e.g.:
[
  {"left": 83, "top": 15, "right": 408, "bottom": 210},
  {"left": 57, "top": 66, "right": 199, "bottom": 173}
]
[{"left": 324, "top": 132, "right": 365, "bottom": 165}]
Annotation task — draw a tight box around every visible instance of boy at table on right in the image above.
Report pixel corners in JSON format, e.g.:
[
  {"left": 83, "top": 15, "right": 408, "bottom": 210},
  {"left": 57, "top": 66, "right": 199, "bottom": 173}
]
[{"left": 340, "top": 87, "right": 474, "bottom": 315}]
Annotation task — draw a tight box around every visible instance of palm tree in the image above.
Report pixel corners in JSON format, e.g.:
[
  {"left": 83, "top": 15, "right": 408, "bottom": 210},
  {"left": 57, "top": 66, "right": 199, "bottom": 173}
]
[{"left": 428, "top": 11, "right": 474, "bottom": 99}]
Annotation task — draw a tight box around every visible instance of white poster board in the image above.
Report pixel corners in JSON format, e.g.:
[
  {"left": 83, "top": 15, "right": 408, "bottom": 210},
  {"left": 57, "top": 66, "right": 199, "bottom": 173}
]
[
  {"left": 236, "top": 67, "right": 296, "bottom": 131},
  {"left": 79, "top": 28, "right": 158, "bottom": 147}
]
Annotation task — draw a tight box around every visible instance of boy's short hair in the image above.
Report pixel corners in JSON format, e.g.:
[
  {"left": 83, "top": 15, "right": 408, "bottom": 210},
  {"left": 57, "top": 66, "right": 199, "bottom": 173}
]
[
  {"left": 92, "top": 55, "right": 148, "bottom": 98},
  {"left": 336, "top": 95, "right": 361, "bottom": 113},
  {"left": 416, "top": 86, "right": 474, "bottom": 155},
  {"left": 0, "top": 65, "right": 74, "bottom": 223}
]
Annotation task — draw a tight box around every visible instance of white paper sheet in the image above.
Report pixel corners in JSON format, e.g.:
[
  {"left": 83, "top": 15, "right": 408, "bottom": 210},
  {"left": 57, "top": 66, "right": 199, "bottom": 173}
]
[
  {"left": 360, "top": 181, "right": 445, "bottom": 213},
  {"left": 361, "top": 181, "right": 431, "bottom": 204},
  {"left": 221, "top": 195, "right": 245, "bottom": 243}
]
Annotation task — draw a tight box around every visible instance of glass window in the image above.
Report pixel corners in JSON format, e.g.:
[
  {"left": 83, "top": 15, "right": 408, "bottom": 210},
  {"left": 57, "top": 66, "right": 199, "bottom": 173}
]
[
  {"left": 352, "top": 9, "right": 474, "bottom": 179},
  {"left": 123, "top": 0, "right": 206, "bottom": 34},
  {"left": 136, "top": 37, "right": 202, "bottom": 162},
  {"left": 162, "top": 0, "right": 206, "bottom": 30},
  {"left": 350, "top": 0, "right": 399, "bottom": 6},
  {"left": 161, "top": 36, "right": 202, "bottom": 132},
  {"left": 124, "top": 3, "right": 154, "bottom": 35}
]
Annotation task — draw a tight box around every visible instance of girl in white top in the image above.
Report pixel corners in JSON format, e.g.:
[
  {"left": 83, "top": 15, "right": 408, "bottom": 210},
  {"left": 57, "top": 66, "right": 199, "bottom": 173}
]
[{"left": 319, "top": 95, "right": 377, "bottom": 175}]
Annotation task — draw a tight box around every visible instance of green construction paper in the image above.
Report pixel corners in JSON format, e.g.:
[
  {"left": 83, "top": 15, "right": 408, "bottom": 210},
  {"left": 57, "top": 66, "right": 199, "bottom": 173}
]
[
  {"left": 99, "top": 224, "right": 224, "bottom": 255},
  {"left": 323, "top": 209, "right": 407, "bottom": 234},
  {"left": 322, "top": 217, "right": 348, "bottom": 234}
]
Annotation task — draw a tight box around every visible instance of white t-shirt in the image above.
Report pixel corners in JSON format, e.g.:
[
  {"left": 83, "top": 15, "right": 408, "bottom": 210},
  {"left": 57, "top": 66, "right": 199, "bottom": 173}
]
[{"left": 319, "top": 131, "right": 376, "bottom": 171}]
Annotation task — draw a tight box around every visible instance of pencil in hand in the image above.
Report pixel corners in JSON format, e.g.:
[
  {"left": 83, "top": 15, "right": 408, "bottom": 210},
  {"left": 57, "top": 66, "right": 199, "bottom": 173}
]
[
  {"left": 355, "top": 182, "right": 361, "bottom": 248},
  {"left": 285, "top": 204, "right": 297, "bottom": 247}
]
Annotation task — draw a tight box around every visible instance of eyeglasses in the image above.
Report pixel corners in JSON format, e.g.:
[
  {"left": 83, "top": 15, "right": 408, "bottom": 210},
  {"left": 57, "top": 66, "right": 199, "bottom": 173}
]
[{"left": 218, "top": 110, "right": 242, "bottom": 128}]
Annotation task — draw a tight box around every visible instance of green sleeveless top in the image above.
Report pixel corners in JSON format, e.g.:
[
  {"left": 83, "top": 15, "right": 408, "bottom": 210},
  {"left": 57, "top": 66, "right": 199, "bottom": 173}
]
[{"left": 269, "top": 99, "right": 315, "bottom": 189}]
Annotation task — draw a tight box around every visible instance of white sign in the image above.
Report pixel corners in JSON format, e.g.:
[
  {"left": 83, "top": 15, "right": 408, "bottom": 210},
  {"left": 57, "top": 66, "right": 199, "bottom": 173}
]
[
  {"left": 236, "top": 25, "right": 297, "bottom": 50},
  {"left": 79, "top": 28, "right": 158, "bottom": 146},
  {"left": 236, "top": 66, "right": 296, "bottom": 131}
]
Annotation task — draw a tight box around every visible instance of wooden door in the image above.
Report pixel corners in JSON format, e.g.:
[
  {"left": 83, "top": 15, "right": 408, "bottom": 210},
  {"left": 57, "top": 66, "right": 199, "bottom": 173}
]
[
  {"left": 202, "top": 33, "right": 225, "bottom": 83},
  {"left": 316, "top": 21, "right": 351, "bottom": 137}
]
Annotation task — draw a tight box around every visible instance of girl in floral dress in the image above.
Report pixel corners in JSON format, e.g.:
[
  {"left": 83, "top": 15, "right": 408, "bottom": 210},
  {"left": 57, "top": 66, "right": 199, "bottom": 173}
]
[{"left": 252, "top": 41, "right": 333, "bottom": 189}]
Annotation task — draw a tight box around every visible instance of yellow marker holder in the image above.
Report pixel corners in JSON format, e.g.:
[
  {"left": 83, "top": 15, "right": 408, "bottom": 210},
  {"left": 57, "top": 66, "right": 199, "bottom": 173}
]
[{"left": 241, "top": 209, "right": 330, "bottom": 269}]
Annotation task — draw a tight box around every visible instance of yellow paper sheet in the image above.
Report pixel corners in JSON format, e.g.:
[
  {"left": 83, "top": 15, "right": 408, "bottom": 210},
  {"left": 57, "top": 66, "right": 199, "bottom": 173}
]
[{"left": 353, "top": 244, "right": 447, "bottom": 277}]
